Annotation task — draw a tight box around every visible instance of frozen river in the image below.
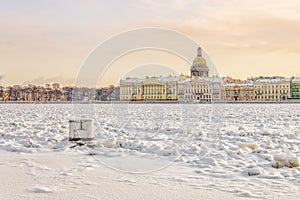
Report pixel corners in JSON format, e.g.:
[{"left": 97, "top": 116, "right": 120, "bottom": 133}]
[{"left": 0, "top": 103, "right": 299, "bottom": 199}]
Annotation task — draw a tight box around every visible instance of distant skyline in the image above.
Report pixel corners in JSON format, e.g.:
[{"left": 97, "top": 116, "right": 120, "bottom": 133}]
[{"left": 1, "top": 0, "right": 300, "bottom": 86}]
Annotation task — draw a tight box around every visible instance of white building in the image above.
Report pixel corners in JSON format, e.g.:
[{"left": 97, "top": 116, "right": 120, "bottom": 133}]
[
  {"left": 179, "top": 77, "right": 224, "bottom": 102},
  {"left": 179, "top": 78, "right": 212, "bottom": 102}
]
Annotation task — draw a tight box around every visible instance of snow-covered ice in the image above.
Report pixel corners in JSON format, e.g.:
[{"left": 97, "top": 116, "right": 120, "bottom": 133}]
[{"left": 0, "top": 103, "right": 299, "bottom": 199}]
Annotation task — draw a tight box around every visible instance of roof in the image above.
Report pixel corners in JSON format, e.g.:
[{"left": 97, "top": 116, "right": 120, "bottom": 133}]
[
  {"left": 224, "top": 82, "right": 254, "bottom": 87},
  {"left": 179, "top": 77, "right": 223, "bottom": 84},
  {"left": 255, "top": 78, "right": 291, "bottom": 84},
  {"left": 205, "top": 77, "right": 223, "bottom": 82},
  {"left": 292, "top": 77, "right": 300, "bottom": 82},
  {"left": 120, "top": 76, "right": 181, "bottom": 84}
]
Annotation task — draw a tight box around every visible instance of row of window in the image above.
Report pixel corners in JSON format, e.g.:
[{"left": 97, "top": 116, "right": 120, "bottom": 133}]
[
  {"left": 225, "top": 90, "right": 253, "bottom": 93},
  {"left": 184, "top": 95, "right": 212, "bottom": 100},
  {"left": 185, "top": 89, "right": 210, "bottom": 94},
  {"left": 186, "top": 85, "right": 210, "bottom": 90},
  {"left": 120, "top": 96, "right": 172, "bottom": 100},
  {"left": 254, "top": 85, "right": 289, "bottom": 89},
  {"left": 256, "top": 95, "right": 288, "bottom": 99},
  {"left": 256, "top": 90, "right": 289, "bottom": 94},
  {"left": 143, "top": 96, "right": 170, "bottom": 99}
]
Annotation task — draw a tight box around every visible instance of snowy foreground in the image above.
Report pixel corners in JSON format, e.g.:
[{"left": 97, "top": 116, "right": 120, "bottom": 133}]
[{"left": 0, "top": 103, "right": 299, "bottom": 200}]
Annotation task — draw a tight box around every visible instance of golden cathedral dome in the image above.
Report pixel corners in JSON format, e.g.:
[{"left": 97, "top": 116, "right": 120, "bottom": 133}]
[
  {"left": 193, "top": 56, "right": 207, "bottom": 67},
  {"left": 190, "top": 47, "right": 209, "bottom": 77}
]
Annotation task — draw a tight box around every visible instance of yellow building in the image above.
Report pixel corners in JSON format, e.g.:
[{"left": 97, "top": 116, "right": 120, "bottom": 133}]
[
  {"left": 120, "top": 76, "right": 180, "bottom": 101},
  {"left": 254, "top": 78, "right": 291, "bottom": 100}
]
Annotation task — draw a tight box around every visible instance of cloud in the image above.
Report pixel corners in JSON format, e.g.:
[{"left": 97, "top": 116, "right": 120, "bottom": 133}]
[
  {"left": 0, "top": 74, "right": 4, "bottom": 81},
  {"left": 144, "top": 11, "right": 300, "bottom": 54},
  {"left": 130, "top": 0, "right": 300, "bottom": 55},
  {"left": 0, "top": 0, "right": 299, "bottom": 84}
]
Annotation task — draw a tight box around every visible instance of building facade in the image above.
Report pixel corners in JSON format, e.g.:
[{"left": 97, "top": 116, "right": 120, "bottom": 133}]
[
  {"left": 179, "top": 47, "right": 224, "bottom": 102},
  {"left": 224, "top": 82, "right": 255, "bottom": 101},
  {"left": 179, "top": 78, "right": 212, "bottom": 102},
  {"left": 290, "top": 77, "right": 300, "bottom": 99},
  {"left": 254, "top": 78, "right": 291, "bottom": 101},
  {"left": 120, "top": 76, "right": 179, "bottom": 101},
  {"left": 211, "top": 77, "right": 225, "bottom": 101}
]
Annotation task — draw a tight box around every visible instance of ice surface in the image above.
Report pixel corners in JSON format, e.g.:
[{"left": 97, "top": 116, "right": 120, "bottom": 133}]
[
  {"left": 29, "top": 186, "right": 53, "bottom": 193},
  {"left": 0, "top": 103, "right": 299, "bottom": 199},
  {"left": 273, "top": 155, "right": 300, "bottom": 168}
]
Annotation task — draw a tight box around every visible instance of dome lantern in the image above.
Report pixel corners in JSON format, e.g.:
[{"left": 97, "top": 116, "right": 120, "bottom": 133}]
[{"left": 197, "top": 47, "right": 202, "bottom": 57}]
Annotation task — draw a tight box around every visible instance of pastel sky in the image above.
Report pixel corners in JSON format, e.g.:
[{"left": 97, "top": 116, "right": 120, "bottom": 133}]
[{"left": 0, "top": 0, "right": 300, "bottom": 86}]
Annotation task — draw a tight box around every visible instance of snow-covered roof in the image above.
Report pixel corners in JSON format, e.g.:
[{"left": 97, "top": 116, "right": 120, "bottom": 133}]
[
  {"left": 205, "top": 77, "right": 223, "bottom": 82},
  {"left": 292, "top": 77, "right": 300, "bottom": 82},
  {"left": 156, "top": 76, "right": 181, "bottom": 81},
  {"left": 224, "top": 82, "right": 253, "bottom": 87},
  {"left": 179, "top": 78, "right": 191, "bottom": 83},
  {"left": 179, "top": 77, "right": 223, "bottom": 84},
  {"left": 120, "top": 78, "right": 146, "bottom": 83},
  {"left": 120, "top": 76, "right": 181, "bottom": 83},
  {"left": 255, "top": 78, "right": 291, "bottom": 84}
]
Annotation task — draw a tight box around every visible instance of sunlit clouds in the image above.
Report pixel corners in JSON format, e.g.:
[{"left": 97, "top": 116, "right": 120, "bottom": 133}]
[{"left": 0, "top": 0, "right": 300, "bottom": 86}]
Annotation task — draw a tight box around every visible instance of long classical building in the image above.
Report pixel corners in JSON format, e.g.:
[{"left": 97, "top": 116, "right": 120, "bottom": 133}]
[
  {"left": 254, "top": 78, "right": 291, "bottom": 100},
  {"left": 119, "top": 76, "right": 179, "bottom": 101}
]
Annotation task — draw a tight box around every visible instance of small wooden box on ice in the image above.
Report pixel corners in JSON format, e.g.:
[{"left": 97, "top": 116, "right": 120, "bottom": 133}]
[{"left": 69, "top": 119, "right": 94, "bottom": 141}]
